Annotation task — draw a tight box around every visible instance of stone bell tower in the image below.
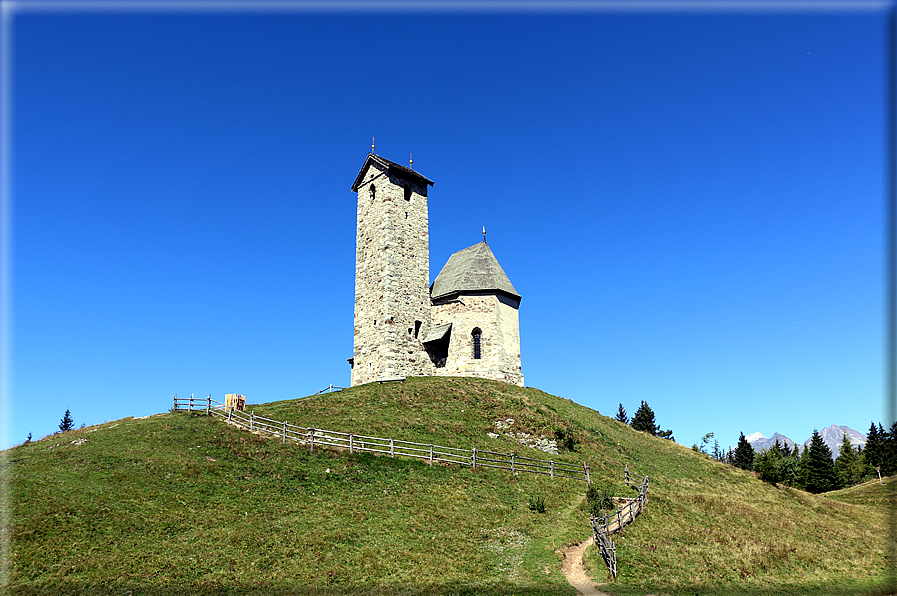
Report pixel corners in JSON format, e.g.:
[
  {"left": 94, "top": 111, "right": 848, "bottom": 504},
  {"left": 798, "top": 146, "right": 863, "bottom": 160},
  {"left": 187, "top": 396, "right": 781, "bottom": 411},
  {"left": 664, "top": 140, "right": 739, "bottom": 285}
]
[{"left": 349, "top": 151, "right": 435, "bottom": 385}]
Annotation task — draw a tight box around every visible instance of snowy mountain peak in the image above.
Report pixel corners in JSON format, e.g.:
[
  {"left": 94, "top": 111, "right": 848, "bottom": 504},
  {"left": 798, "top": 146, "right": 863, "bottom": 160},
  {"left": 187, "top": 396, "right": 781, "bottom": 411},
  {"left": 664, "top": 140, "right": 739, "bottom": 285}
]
[
  {"left": 746, "top": 432, "right": 797, "bottom": 454},
  {"left": 745, "top": 425, "right": 866, "bottom": 459},
  {"left": 805, "top": 424, "right": 866, "bottom": 454}
]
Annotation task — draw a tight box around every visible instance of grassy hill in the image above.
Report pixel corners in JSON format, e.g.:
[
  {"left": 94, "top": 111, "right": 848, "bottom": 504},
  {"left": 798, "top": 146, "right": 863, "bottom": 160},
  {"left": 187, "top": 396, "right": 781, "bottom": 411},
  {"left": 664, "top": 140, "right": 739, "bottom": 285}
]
[{"left": 4, "top": 377, "right": 891, "bottom": 595}]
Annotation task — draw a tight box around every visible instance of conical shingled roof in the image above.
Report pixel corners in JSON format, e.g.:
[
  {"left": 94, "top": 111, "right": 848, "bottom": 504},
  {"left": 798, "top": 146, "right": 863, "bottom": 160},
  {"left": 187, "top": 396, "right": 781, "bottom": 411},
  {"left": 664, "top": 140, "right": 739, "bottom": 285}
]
[{"left": 431, "top": 241, "right": 520, "bottom": 301}]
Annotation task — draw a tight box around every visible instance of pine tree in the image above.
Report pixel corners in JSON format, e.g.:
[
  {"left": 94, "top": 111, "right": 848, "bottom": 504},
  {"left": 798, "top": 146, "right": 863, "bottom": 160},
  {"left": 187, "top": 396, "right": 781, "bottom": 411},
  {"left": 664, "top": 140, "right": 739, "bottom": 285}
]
[
  {"left": 864, "top": 421, "right": 883, "bottom": 477},
  {"left": 779, "top": 454, "right": 800, "bottom": 487},
  {"left": 725, "top": 448, "right": 735, "bottom": 465},
  {"left": 58, "top": 409, "right": 74, "bottom": 433},
  {"left": 883, "top": 421, "right": 897, "bottom": 476},
  {"left": 732, "top": 432, "right": 755, "bottom": 471},
  {"left": 835, "top": 432, "right": 863, "bottom": 487},
  {"left": 630, "top": 401, "right": 658, "bottom": 435},
  {"left": 755, "top": 445, "right": 783, "bottom": 483},
  {"left": 614, "top": 403, "right": 628, "bottom": 424},
  {"left": 802, "top": 430, "right": 842, "bottom": 493},
  {"left": 780, "top": 441, "right": 792, "bottom": 458}
]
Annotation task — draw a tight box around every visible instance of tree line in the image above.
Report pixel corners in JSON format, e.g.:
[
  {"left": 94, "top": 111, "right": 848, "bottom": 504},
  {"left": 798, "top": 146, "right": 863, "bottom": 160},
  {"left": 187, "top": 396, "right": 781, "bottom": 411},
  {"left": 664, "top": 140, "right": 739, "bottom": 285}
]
[
  {"left": 615, "top": 401, "right": 674, "bottom": 441},
  {"left": 708, "top": 421, "right": 896, "bottom": 494}
]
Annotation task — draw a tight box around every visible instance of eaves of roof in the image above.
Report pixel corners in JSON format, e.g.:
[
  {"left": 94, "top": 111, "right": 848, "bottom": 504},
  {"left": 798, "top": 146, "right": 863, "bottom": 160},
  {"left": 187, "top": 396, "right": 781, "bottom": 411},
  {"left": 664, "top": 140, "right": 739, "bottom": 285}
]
[{"left": 350, "top": 153, "right": 435, "bottom": 192}]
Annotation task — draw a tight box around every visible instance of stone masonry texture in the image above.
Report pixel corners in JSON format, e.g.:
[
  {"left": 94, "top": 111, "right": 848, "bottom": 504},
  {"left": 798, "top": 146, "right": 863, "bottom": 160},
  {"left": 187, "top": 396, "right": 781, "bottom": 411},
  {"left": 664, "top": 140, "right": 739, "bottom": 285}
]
[{"left": 351, "top": 153, "right": 523, "bottom": 387}]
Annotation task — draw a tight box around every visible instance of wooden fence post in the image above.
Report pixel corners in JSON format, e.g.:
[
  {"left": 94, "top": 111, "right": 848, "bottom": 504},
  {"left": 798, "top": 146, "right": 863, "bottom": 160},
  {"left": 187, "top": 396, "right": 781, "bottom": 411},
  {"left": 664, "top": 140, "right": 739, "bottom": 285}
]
[
  {"left": 550, "top": 460, "right": 554, "bottom": 479},
  {"left": 282, "top": 421, "right": 287, "bottom": 444},
  {"left": 189, "top": 393, "right": 194, "bottom": 412},
  {"left": 390, "top": 438, "right": 394, "bottom": 458},
  {"left": 309, "top": 427, "right": 315, "bottom": 452},
  {"left": 429, "top": 444, "right": 434, "bottom": 466},
  {"left": 511, "top": 453, "right": 515, "bottom": 474},
  {"left": 250, "top": 411, "right": 254, "bottom": 432},
  {"left": 173, "top": 394, "right": 177, "bottom": 412},
  {"left": 349, "top": 434, "right": 354, "bottom": 454},
  {"left": 472, "top": 447, "right": 477, "bottom": 470},
  {"left": 584, "top": 462, "right": 591, "bottom": 485},
  {"left": 206, "top": 394, "right": 211, "bottom": 416}
]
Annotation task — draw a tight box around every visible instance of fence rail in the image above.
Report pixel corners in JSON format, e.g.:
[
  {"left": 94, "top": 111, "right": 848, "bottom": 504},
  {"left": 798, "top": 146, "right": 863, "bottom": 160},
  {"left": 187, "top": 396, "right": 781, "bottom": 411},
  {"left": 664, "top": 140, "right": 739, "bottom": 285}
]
[
  {"left": 589, "top": 464, "right": 650, "bottom": 579},
  {"left": 173, "top": 395, "right": 591, "bottom": 484}
]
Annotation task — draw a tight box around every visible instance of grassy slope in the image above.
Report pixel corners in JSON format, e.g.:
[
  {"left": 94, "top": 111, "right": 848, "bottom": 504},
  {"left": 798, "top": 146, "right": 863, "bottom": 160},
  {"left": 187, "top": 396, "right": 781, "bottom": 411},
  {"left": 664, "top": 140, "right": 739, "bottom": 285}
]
[{"left": 5, "top": 377, "right": 890, "bottom": 595}]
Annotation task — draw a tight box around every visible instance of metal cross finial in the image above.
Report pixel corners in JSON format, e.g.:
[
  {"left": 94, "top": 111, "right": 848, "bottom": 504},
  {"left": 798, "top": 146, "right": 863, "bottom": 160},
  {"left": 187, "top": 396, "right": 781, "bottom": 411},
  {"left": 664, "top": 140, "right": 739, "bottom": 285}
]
[
  {"left": 409, "top": 152, "right": 413, "bottom": 168},
  {"left": 371, "top": 136, "right": 375, "bottom": 154},
  {"left": 483, "top": 226, "right": 486, "bottom": 243}
]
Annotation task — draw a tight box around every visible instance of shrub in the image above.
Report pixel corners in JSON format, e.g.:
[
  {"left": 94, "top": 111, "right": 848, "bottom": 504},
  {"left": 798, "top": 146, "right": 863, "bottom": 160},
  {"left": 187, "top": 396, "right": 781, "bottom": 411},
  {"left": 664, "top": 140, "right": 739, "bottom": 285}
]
[
  {"left": 528, "top": 494, "right": 546, "bottom": 513},
  {"left": 586, "top": 485, "right": 615, "bottom": 517},
  {"left": 554, "top": 427, "right": 579, "bottom": 452}
]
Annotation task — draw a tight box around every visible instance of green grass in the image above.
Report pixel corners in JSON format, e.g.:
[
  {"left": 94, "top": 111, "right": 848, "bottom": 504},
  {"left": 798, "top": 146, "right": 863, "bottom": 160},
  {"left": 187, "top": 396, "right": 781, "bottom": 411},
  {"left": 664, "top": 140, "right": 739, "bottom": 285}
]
[{"left": 4, "top": 377, "right": 891, "bottom": 595}]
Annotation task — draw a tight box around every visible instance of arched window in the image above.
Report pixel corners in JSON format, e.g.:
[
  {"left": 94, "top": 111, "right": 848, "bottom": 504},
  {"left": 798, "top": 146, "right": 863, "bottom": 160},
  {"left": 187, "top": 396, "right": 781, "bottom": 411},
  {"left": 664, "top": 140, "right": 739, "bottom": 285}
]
[
  {"left": 471, "top": 327, "right": 482, "bottom": 360},
  {"left": 369, "top": 184, "right": 376, "bottom": 200},
  {"left": 404, "top": 183, "right": 412, "bottom": 202}
]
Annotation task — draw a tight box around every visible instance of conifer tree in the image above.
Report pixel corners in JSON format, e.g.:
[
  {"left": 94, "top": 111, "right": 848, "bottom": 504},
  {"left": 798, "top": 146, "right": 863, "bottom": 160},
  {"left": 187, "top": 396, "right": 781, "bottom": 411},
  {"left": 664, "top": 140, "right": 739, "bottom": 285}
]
[
  {"left": 614, "top": 403, "right": 628, "bottom": 424},
  {"left": 864, "top": 422, "right": 883, "bottom": 477},
  {"left": 754, "top": 445, "right": 783, "bottom": 483},
  {"left": 732, "top": 432, "right": 755, "bottom": 471},
  {"left": 802, "top": 430, "right": 842, "bottom": 493},
  {"left": 836, "top": 432, "right": 863, "bottom": 487},
  {"left": 58, "top": 409, "right": 74, "bottom": 433},
  {"left": 779, "top": 454, "right": 800, "bottom": 487},
  {"left": 781, "top": 441, "right": 792, "bottom": 458},
  {"left": 630, "top": 401, "right": 658, "bottom": 435},
  {"left": 883, "top": 422, "right": 897, "bottom": 476}
]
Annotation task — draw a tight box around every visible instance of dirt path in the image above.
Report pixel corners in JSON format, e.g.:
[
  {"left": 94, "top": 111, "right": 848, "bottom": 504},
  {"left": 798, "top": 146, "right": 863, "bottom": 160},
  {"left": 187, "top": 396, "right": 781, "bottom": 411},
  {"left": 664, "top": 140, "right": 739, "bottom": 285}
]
[{"left": 560, "top": 536, "right": 612, "bottom": 596}]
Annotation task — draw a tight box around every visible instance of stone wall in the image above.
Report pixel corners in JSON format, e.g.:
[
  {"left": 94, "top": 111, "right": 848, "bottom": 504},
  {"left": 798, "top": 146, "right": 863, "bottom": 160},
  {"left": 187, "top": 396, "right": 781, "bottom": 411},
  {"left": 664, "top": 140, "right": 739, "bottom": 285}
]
[
  {"left": 431, "top": 293, "right": 524, "bottom": 387},
  {"left": 352, "top": 161, "right": 434, "bottom": 385}
]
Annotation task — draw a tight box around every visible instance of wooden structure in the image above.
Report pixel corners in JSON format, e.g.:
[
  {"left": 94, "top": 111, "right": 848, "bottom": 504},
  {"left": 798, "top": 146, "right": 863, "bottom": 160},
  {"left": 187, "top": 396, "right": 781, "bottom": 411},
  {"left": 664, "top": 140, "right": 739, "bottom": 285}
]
[
  {"left": 172, "top": 395, "right": 592, "bottom": 484},
  {"left": 224, "top": 393, "right": 246, "bottom": 411},
  {"left": 589, "top": 464, "right": 650, "bottom": 578}
]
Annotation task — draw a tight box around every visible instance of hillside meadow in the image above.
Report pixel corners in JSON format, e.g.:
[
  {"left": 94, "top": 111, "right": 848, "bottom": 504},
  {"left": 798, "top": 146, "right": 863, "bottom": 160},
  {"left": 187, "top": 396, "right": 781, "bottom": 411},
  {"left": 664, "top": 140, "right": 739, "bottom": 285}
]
[{"left": 4, "top": 377, "right": 892, "bottom": 595}]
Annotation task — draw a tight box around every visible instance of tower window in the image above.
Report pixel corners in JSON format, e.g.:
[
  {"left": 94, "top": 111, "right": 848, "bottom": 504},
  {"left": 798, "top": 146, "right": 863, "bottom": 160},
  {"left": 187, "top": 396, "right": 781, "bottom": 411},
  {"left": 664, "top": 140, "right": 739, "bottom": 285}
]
[
  {"left": 369, "top": 184, "right": 376, "bottom": 200},
  {"left": 414, "top": 320, "right": 422, "bottom": 338},
  {"left": 404, "top": 183, "right": 412, "bottom": 202},
  {"left": 472, "top": 328, "right": 482, "bottom": 360}
]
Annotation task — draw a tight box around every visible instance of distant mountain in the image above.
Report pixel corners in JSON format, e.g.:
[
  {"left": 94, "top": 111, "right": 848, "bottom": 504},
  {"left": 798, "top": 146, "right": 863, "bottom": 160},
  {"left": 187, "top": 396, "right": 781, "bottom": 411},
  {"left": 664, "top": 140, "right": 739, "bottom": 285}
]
[
  {"left": 746, "top": 432, "right": 797, "bottom": 454},
  {"left": 746, "top": 425, "right": 865, "bottom": 459},
  {"left": 804, "top": 424, "right": 866, "bottom": 456}
]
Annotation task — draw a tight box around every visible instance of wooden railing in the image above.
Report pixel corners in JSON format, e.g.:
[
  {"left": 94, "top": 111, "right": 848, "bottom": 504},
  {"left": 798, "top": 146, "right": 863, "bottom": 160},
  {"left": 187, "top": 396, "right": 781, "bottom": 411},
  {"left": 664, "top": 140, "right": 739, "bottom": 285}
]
[
  {"left": 589, "top": 464, "right": 649, "bottom": 578},
  {"left": 173, "top": 395, "right": 592, "bottom": 483},
  {"left": 172, "top": 394, "right": 212, "bottom": 415}
]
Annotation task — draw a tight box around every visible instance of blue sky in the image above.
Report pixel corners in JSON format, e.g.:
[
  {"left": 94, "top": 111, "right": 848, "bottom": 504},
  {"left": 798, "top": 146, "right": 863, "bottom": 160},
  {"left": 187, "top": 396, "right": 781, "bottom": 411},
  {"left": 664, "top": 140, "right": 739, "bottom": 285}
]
[{"left": 2, "top": 2, "right": 890, "bottom": 453}]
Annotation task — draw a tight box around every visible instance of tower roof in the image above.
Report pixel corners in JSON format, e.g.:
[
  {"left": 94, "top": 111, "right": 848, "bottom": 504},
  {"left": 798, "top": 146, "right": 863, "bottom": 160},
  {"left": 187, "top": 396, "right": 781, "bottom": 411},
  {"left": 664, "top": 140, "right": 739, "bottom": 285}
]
[
  {"left": 350, "top": 153, "right": 434, "bottom": 192},
  {"left": 431, "top": 241, "right": 521, "bottom": 301}
]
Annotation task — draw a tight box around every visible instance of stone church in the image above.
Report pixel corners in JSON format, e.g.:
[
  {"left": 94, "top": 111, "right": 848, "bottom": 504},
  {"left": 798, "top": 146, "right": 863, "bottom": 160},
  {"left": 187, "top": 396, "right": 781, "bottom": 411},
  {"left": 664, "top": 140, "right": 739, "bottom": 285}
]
[{"left": 348, "top": 151, "right": 524, "bottom": 387}]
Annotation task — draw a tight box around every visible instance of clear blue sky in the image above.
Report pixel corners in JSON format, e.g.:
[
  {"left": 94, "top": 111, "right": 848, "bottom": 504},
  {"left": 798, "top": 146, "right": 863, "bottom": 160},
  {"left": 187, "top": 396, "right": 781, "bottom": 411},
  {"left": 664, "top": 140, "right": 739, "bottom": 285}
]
[{"left": 3, "top": 2, "right": 890, "bottom": 453}]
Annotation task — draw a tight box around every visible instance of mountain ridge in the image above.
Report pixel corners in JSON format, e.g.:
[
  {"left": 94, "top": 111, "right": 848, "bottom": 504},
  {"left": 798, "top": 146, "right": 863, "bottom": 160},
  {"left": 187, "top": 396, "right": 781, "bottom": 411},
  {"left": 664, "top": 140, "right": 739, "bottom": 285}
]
[{"left": 746, "top": 424, "right": 866, "bottom": 457}]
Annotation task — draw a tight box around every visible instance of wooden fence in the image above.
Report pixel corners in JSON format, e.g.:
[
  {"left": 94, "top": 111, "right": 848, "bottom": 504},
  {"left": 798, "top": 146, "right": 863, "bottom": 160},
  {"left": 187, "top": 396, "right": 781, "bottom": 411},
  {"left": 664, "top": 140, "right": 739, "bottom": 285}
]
[
  {"left": 173, "top": 395, "right": 592, "bottom": 483},
  {"left": 589, "top": 464, "right": 650, "bottom": 578}
]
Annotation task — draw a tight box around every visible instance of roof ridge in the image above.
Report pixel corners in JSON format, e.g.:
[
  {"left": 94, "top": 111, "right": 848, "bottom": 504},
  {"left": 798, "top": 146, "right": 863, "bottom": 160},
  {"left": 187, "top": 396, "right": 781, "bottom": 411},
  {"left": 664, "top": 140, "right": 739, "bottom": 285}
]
[{"left": 431, "top": 241, "right": 520, "bottom": 301}]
